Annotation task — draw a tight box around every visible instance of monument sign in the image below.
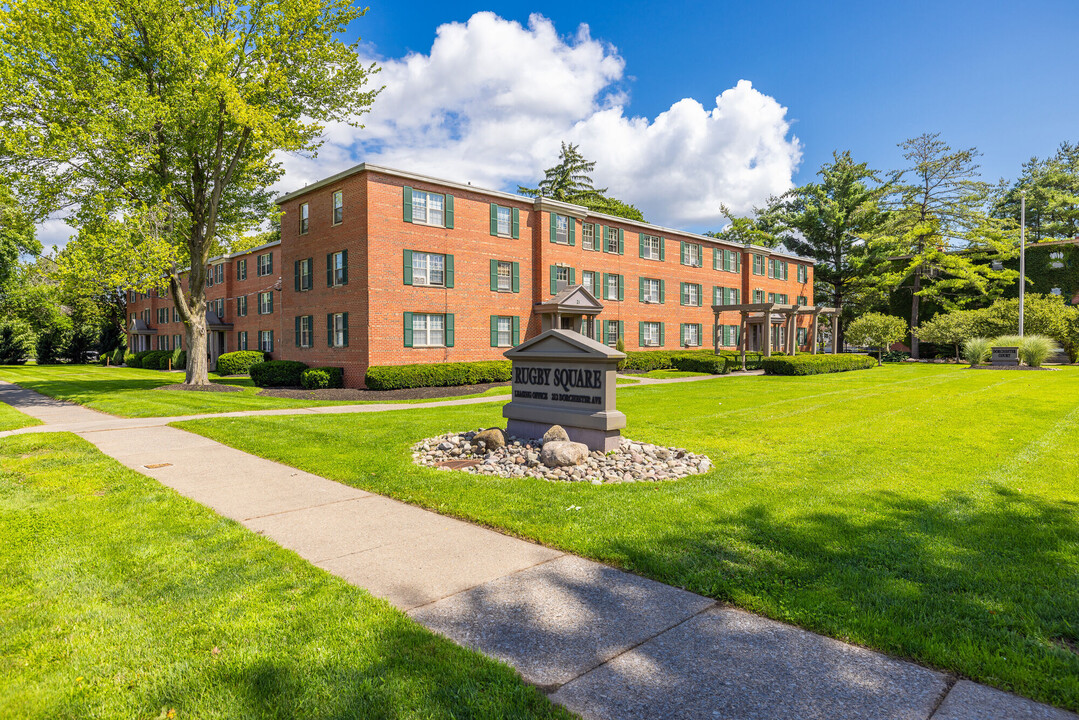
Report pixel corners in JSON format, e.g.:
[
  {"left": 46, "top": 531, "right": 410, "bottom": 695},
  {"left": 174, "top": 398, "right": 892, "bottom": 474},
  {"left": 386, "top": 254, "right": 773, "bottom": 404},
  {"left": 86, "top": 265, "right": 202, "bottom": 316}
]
[
  {"left": 991, "top": 346, "right": 1020, "bottom": 366},
  {"left": 503, "top": 329, "right": 626, "bottom": 451}
]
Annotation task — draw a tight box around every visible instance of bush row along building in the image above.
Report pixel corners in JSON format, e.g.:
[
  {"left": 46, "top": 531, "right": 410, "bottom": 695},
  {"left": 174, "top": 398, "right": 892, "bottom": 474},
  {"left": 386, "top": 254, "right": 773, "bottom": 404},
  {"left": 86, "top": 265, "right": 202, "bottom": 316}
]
[{"left": 127, "top": 164, "right": 817, "bottom": 387}]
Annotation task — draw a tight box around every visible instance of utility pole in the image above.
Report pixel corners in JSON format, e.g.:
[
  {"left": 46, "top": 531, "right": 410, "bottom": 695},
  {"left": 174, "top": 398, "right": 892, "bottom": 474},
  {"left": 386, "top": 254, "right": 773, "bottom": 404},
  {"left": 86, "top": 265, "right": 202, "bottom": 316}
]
[{"left": 1019, "top": 190, "right": 1026, "bottom": 337}]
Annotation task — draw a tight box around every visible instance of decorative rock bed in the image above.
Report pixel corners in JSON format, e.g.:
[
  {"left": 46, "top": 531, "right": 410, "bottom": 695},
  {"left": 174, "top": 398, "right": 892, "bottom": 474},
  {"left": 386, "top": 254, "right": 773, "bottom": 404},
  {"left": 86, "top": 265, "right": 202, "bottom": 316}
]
[{"left": 412, "top": 428, "right": 712, "bottom": 484}]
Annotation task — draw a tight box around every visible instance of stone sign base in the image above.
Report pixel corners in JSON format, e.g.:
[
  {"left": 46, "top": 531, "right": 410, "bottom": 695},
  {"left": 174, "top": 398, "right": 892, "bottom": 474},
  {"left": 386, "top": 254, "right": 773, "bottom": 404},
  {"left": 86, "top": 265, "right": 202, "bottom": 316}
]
[{"left": 506, "top": 419, "right": 622, "bottom": 453}]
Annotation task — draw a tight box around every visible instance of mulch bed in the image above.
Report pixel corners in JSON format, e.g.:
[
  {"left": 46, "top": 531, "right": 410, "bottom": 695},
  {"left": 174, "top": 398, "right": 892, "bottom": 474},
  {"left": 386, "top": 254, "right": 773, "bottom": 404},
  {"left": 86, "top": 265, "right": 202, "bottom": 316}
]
[
  {"left": 155, "top": 383, "right": 244, "bottom": 392},
  {"left": 255, "top": 381, "right": 510, "bottom": 402}
]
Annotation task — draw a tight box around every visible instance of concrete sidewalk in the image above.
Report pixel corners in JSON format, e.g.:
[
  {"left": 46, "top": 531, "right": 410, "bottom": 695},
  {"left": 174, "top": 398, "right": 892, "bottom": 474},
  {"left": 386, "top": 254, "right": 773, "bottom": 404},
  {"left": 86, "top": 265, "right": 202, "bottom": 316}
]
[{"left": 1, "top": 381, "right": 1075, "bottom": 720}]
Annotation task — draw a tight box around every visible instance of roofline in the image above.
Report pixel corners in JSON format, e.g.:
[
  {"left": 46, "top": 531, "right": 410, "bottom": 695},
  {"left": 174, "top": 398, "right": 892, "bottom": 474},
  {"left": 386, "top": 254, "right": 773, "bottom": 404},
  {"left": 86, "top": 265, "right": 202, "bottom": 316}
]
[
  {"left": 207, "top": 239, "right": 280, "bottom": 265},
  {"left": 274, "top": 164, "right": 814, "bottom": 264}
]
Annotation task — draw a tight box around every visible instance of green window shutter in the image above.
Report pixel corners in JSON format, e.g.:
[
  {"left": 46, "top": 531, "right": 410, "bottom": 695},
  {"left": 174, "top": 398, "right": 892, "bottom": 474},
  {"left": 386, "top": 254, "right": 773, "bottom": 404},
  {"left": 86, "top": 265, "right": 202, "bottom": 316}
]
[
  {"left": 444, "top": 194, "right": 454, "bottom": 228},
  {"left": 512, "top": 262, "right": 520, "bottom": 292},
  {"left": 696, "top": 324, "right": 702, "bottom": 344},
  {"left": 601, "top": 272, "right": 609, "bottom": 299},
  {"left": 618, "top": 320, "right": 624, "bottom": 342},
  {"left": 444, "top": 313, "right": 454, "bottom": 347},
  {"left": 402, "top": 249, "right": 413, "bottom": 285},
  {"left": 403, "top": 186, "right": 413, "bottom": 222},
  {"left": 638, "top": 322, "right": 644, "bottom": 348},
  {"left": 658, "top": 322, "right": 664, "bottom": 346},
  {"left": 659, "top": 279, "right": 665, "bottom": 304},
  {"left": 639, "top": 233, "right": 646, "bottom": 258},
  {"left": 327, "top": 314, "right": 333, "bottom": 347},
  {"left": 639, "top": 277, "right": 645, "bottom": 303},
  {"left": 490, "top": 316, "right": 498, "bottom": 347},
  {"left": 680, "top": 282, "right": 686, "bottom": 306},
  {"left": 268, "top": 253, "right": 273, "bottom": 274},
  {"left": 679, "top": 323, "right": 685, "bottom": 346},
  {"left": 403, "top": 312, "right": 413, "bottom": 347},
  {"left": 568, "top": 218, "right": 575, "bottom": 246},
  {"left": 511, "top": 208, "right": 520, "bottom": 239},
  {"left": 618, "top": 228, "right": 624, "bottom": 255},
  {"left": 267, "top": 293, "right": 273, "bottom": 313},
  {"left": 550, "top": 214, "right": 557, "bottom": 243},
  {"left": 444, "top": 254, "right": 454, "bottom": 288},
  {"left": 659, "top": 237, "right": 665, "bottom": 261},
  {"left": 735, "top": 288, "right": 740, "bottom": 304},
  {"left": 294, "top": 316, "right": 301, "bottom": 347},
  {"left": 294, "top": 260, "right": 300, "bottom": 291},
  {"left": 512, "top": 316, "right": 520, "bottom": 345},
  {"left": 618, "top": 275, "right": 624, "bottom": 301},
  {"left": 569, "top": 267, "right": 576, "bottom": 285},
  {"left": 490, "top": 204, "right": 498, "bottom": 236},
  {"left": 327, "top": 253, "right": 333, "bottom": 286},
  {"left": 550, "top": 266, "right": 557, "bottom": 294},
  {"left": 342, "top": 313, "right": 349, "bottom": 347},
  {"left": 713, "top": 248, "right": 719, "bottom": 270},
  {"left": 736, "top": 252, "right": 742, "bottom": 272},
  {"left": 341, "top": 250, "right": 348, "bottom": 285},
  {"left": 681, "top": 241, "right": 686, "bottom": 264},
  {"left": 490, "top": 259, "right": 498, "bottom": 291}
]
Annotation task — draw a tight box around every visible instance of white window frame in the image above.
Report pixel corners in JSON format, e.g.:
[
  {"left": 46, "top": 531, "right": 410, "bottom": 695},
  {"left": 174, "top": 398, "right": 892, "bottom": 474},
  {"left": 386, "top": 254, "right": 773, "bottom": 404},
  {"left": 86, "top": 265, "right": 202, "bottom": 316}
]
[
  {"left": 497, "top": 261, "right": 512, "bottom": 292},
  {"left": 555, "top": 266, "right": 570, "bottom": 292},
  {"left": 606, "top": 322, "right": 619, "bottom": 346},
  {"left": 684, "top": 243, "right": 702, "bottom": 267},
  {"left": 554, "top": 214, "right": 569, "bottom": 244},
  {"left": 582, "top": 270, "right": 595, "bottom": 293},
  {"left": 684, "top": 324, "right": 701, "bottom": 347},
  {"left": 299, "top": 203, "right": 309, "bottom": 234},
  {"left": 258, "top": 291, "right": 273, "bottom": 315},
  {"left": 496, "top": 206, "right": 512, "bottom": 236},
  {"left": 259, "top": 330, "right": 273, "bottom": 352},
  {"left": 643, "top": 278, "right": 660, "bottom": 303},
  {"left": 332, "top": 191, "right": 343, "bottom": 225},
  {"left": 642, "top": 322, "right": 661, "bottom": 347},
  {"left": 412, "top": 313, "right": 445, "bottom": 347},
  {"left": 582, "top": 223, "right": 595, "bottom": 250},
  {"left": 683, "top": 283, "right": 700, "bottom": 306},
  {"left": 299, "top": 315, "right": 312, "bottom": 348},
  {"left": 411, "top": 190, "right": 445, "bottom": 227},
  {"left": 642, "top": 233, "right": 661, "bottom": 260},
  {"left": 496, "top": 316, "right": 512, "bottom": 347},
  {"left": 257, "top": 253, "right": 272, "bottom": 277},
  {"left": 411, "top": 252, "right": 445, "bottom": 287},
  {"left": 606, "top": 227, "right": 619, "bottom": 253},
  {"left": 606, "top": 273, "right": 619, "bottom": 300},
  {"left": 332, "top": 313, "right": 346, "bottom": 347},
  {"left": 331, "top": 251, "right": 346, "bottom": 286},
  {"left": 237, "top": 295, "right": 247, "bottom": 317},
  {"left": 238, "top": 259, "right": 247, "bottom": 281},
  {"left": 238, "top": 331, "right": 247, "bottom": 351}
]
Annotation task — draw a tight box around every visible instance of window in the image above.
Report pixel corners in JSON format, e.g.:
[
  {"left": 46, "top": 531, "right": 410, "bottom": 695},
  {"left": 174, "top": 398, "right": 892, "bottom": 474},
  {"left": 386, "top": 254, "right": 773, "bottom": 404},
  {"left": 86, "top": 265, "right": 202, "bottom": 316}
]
[
  {"left": 328, "top": 250, "right": 348, "bottom": 286},
  {"left": 582, "top": 317, "right": 595, "bottom": 339},
  {"left": 495, "top": 316, "right": 513, "bottom": 347},
  {"left": 214, "top": 298, "right": 225, "bottom": 319},
  {"left": 606, "top": 226, "right": 621, "bottom": 254},
  {"left": 237, "top": 295, "right": 247, "bottom": 317},
  {"left": 797, "top": 264, "right": 807, "bottom": 283},
  {"left": 797, "top": 295, "right": 808, "bottom": 305},
  {"left": 295, "top": 257, "right": 313, "bottom": 291},
  {"left": 640, "top": 233, "right": 662, "bottom": 260},
  {"left": 497, "top": 261, "right": 513, "bottom": 292},
  {"left": 641, "top": 322, "right": 661, "bottom": 347},
  {"left": 717, "top": 248, "right": 740, "bottom": 273},
  {"left": 299, "top": 203, "right": 309, "bottom": 234},
  {"left": 682, "top": 323, "right": 701, "bottom": 347},
  {"left": 720, "top": 325, "right": 740, "bottom": 347},
  {"left": 411, "top": 189, "right": 445, "bottom": 226},
  {"left": 173, "top": 334, "right": 182, "bottom": 349},
  {"left": 582, "top": 223, "right": 595, "bottom": 250},
  {"left": 555, "top": 266, "right": 570, "bottom": 292},
  {"left": 753, "top": 254, "right": 765, "bottom": 275},
  {"left": 238, "top": 331, "right": 247, "bottom": 351},
  {"left": 157, "top": 308, "right": 167, "bottom": 324},
  {"left": 496, "top": 206, "right": 511, "bottom": 236},
  {"left": 258, "top": 291, "right": 273, "bottom": 315},
  {"left": 606, "top": 320, "right": 621, "bottom": 347},
  {"left": 715, "top": 287, "right": 740, "bottom": 305},
  {"left": 257, "top": 253, "right": 273, "bottom": 277},
  {"left": 296, "top": 315, "right": 313, "bottom": 348},
  {"left": 172, "top": 308, "right": 179, "bottom": 322},
  {"left": 552, "top": 214, "right": 569, "bottom": 244},
  {"left": 237, "top": 259, "right": 247, "bottom": 281},
  {"left": 411, "top": 252, "right": 445, "bottom": 286},
  {"left": 682, "top": 242, "right": 702, "bottom": 267},
  {"left": 214, "top": 264, "right": 223, "bottom": 284},
  {"left": 797, "top": 327, "right": 808, "bottom": 345},
  {"left": 259, "top": 330, "right": 274, "bottom": 353},
  {"left": 641, "top": 278, "right": 662, "bottom": 304},
  {"left": 604, "top": 273, "right": 623, "bottom": 301},
  {"left": 329, "top": 312, "right": 349, "bottom": 348},
  {"left": 769, "top": 259, "right": 789, "bottom": 280},
  {"left": 681, "top": 282, "right": 701, "bottom": 307},
  {"left": 332, "top": 191, "right": 343, "bottom": 225},
  {"left": 582, "top": 270, "right": 597, "bottom": 296},
  {"left": 767, "top": 293, "right": 789, "bottom": 304},
  {"left": 753, "top": 289, "right": 765, "bottom": 303},
  {"left": 412, "top": 313, "right": 445, "bottom": 347},
  {"left": 206, "top": 266, "right": 214, "bottom": 288}
]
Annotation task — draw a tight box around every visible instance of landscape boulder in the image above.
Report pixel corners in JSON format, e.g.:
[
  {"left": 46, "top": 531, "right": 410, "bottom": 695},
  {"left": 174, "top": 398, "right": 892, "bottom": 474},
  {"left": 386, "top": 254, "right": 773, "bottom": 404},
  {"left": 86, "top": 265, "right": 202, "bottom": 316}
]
[
  {"left": 542, "top": 424, "right": 570, "bottom": 443},
  {"left": 540, "top": 440, "right": 589, "bottom": 468},
  {"left": 474, "top": 427, "right": 506, "bottom": 450}
]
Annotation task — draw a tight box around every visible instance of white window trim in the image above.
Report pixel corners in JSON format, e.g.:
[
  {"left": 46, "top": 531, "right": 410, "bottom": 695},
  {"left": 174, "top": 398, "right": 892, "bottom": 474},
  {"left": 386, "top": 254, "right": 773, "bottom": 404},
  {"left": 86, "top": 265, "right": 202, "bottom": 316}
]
[
  {"left": 582, "top": 224, "right": 595, "bottom": 250},
  {"left": 411, "top": 252, "right": 445, "bottom": 287},
  {"left": 643, "top": 279, "right": 660, "bottom": 304},
  {"left": 496, "top": 206, "right": 512, "bottom": 237},
  {"left": 642, "top": 234, "right": 661, "bottom": 260},
  {"left": 332, "top": 191, "right": 343, "bottom": 225},
  {"left": 496, "top": 316, "right": 512, "bottom": 347},
  {"left": 411, "top": 190, "right": 445, "bottom": 227},
  {"left": 642, "top": 322, "right": 661, "bottom": 347},
  {"left": 497, "top": 261, "right": 512, "bottom": 292},
  {"left": 412, "top": 313, "right": 445, "bottom": 347}
]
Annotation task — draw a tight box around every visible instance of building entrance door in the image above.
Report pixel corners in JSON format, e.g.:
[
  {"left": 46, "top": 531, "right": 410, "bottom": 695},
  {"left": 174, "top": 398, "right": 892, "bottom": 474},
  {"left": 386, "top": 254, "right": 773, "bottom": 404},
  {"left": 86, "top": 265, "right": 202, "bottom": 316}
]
[{"left": 560, "top": 316, "right": 575, "bottom": 330}]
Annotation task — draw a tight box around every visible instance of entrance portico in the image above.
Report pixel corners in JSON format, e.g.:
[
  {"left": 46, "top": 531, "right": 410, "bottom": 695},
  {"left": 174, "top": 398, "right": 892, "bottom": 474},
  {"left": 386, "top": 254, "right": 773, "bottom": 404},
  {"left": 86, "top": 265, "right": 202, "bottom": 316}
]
[
  {"left": 711, "top": 303, "right": 840, "bottom": 367},
  {"left": 534, "top": 285, "right": 603, "bottom": 338}
]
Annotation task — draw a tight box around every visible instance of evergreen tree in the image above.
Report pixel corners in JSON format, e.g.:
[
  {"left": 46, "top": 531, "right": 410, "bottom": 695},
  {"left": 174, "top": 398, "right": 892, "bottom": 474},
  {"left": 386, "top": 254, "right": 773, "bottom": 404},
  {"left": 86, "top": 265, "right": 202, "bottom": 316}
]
[
  {"left": 519, "top": 142, "right": 645, "bottom": 221},
  {"left": 993, "top": 141, "right": 1079, "bottom": 242}
]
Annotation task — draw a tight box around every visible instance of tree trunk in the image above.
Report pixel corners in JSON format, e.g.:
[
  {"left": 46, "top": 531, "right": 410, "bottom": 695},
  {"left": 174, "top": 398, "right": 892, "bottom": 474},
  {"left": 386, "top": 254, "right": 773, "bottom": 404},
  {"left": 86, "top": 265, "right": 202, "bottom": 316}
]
[
  {"left": 832, "top": 289, "right": 845, "bottom": 351},
  {"left": 185, "top": 314, "right": 210, "bottom": 385},
  {"left": 910, "top": 267, "right": 922, "bottom": 359}
]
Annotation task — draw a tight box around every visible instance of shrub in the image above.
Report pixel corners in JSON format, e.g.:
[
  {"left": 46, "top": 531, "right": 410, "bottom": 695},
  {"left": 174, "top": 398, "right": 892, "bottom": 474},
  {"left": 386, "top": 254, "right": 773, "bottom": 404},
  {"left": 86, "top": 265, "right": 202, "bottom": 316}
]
[
  {"left": 35, "top": 318, "right": 71, "bottom": 365},
  {"left": 301, "top": 367, "right": 344, "bottom": 390},
  {"left": 670, "top": 354, "right": 729, "bottom": 375},
  {"left": 993, "top": 335, "right": 1023, "bottom": 348},
  {"left": 962, "top": 337, "right": 992, "bottom": 366},
  {"left": 124, "top": 352, "right": 138, "bottom": 367},
  {"left": 140, "top": 350, "right": 170, "bottom": 369},
  {"left": 881, "top": 350, "right": 910, "bottom": 363},
  {"left": 113, "top": 347, "right": 126, "bottom": 366},
  {"left": 171, "top": 348, "right": 186, "bottom": 370},
  {"left": 761, "top": 354, "right": 876, "bottom": 376},
  {"left": 0, "top": 320, "right": 34, "bottom": 364},
  {"left": 215, "top": 350, "right": 266, "bottom": 376},
  {"left": 250, "top": 360, "right": 308, "bottom": 387},
  {"left": 365, "top": 360, "right": 511, "bottom": 390},
  {"left": 846, "top": 312, "right": 908, "bottom": 366},
  {"left": 1019, "top": 335, "right": 1059, "bottom": 367}
]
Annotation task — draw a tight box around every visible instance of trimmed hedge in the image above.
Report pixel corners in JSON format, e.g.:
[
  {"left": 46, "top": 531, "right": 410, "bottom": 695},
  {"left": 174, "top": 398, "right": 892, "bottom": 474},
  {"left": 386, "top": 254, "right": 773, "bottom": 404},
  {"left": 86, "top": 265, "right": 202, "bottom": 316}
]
[
  {"left": 761, "top": 354, "right": 876, "bottom": 376},
  {"left": 216, "top": 350, "right": 267, "bottom": 376},
  {"left": 250, "top": 360, "right": 308, "bottom": 387},
  {"left": 125, "top": 350, "right": 156, "bottom": 368},
  {"left": 141, "top": 350, "right": 170, "bottom": 370},
  {"left": 365, "top": 360, "right": 511, "bottom": 391},
  {"left": 301, "top": 367, "right": 345, "bottom": 390},
  {"left": 671, "top": 354, "right": 729, "bottom": 374},
  {"left": 619, "top": 348, "right": 766, "bottom": 374}
]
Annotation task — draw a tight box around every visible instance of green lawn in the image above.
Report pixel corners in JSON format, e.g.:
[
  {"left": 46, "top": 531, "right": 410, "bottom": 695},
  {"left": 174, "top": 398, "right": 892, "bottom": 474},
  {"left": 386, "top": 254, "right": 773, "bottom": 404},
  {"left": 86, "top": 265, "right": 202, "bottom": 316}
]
[
  {"left": 635, "top": 370, "right": 710, "bottom": 379},
  {"left": 0, "top": 432, "right": 572, "bottom": 720},
  {"left": 175, "top": 364, "right": 1079, "bottom": 711},
  {"left": 0, "top": 365, "right": 511, "bottom": 417},
  {"left": 0, "top": 401, "right": 41, "bottom": 432}
]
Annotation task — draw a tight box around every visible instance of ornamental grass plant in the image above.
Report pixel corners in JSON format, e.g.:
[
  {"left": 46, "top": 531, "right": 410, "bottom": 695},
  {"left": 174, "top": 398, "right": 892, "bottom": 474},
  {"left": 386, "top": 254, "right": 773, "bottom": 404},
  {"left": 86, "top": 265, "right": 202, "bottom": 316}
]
[
  {"left": 962, "top": 337, "right": 992, "bottom": 366},
  {"left": 1019, "top": 335, "right": 1060, "bottom": 367}
]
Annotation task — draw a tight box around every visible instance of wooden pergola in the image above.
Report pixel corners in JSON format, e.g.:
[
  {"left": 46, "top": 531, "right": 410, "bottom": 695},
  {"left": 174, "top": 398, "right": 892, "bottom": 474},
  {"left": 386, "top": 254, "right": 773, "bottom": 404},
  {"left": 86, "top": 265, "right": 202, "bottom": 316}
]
[{"left": 711, "top": 303, "right": 841, "bottom": 370}]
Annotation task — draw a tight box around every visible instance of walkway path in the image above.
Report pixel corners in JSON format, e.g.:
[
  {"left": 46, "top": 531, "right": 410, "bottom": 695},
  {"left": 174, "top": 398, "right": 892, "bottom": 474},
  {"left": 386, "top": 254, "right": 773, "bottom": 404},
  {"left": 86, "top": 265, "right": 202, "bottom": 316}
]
[{"left": 1, "top": 380, "right": 1074, "bottom": 720}]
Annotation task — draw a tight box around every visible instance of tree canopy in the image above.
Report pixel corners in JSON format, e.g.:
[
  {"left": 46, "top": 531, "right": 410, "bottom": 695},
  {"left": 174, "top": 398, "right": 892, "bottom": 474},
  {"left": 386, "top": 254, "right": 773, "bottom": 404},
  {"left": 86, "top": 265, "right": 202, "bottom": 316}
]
[
  {"left": 846, "top": 312, "right": 908, "bottom": 365},
  {"left": 519, "top": 142, "right": 645, "bottom": 221},
  {"left": 0, "top": 0, "right": 379, "bottom": 383}
]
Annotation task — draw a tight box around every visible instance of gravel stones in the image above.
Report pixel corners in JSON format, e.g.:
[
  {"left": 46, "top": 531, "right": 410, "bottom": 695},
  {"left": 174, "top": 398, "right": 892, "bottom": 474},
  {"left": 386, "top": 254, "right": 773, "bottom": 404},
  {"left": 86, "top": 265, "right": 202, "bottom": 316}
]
[
  {"left": 413, "top": 430, "right": 712, "bottom": 484},
  {"left": 539, "top": 440, "right": 589, "bottom": 467}
]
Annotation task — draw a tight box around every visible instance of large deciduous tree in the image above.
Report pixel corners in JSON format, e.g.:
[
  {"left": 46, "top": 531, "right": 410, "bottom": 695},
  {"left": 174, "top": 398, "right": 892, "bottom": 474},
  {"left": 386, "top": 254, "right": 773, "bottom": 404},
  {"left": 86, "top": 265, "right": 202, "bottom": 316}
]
[
  {"left": 764, "top": 151, "right": 890, "bottom": 348},
  {"left": 876, "top": 134, "right": 1016, "bottom": 358},
  {"left": 845, "top": 312, "right": 907, "bottom": 366},
  {"left": 0, "top": 182, "right": 41, "bottom": 287},
  {"left": 0, "top": 0, "right": 379, "bottom": 384}
]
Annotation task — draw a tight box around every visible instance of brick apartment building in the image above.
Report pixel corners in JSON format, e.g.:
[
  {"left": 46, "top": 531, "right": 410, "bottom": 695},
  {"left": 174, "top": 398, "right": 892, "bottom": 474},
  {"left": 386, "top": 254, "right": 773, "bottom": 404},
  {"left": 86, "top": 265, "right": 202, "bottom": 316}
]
[{"left": 128, "top": 164, "right": 817, "bottom": 387}]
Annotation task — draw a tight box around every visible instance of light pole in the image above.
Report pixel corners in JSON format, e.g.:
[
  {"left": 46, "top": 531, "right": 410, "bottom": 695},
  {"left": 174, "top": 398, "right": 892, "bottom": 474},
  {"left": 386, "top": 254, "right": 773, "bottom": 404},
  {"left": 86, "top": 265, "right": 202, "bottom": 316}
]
[{"left": 1019, "top": 190, "right": 1026, "bottom": 337}]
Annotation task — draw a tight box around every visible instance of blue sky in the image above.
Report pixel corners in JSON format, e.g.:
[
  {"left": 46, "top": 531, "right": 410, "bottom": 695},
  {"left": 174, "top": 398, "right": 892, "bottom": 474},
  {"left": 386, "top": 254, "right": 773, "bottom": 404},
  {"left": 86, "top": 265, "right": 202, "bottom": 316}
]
[{"left": 353, "top": 0, "right": 1077, "bottom": 187}]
